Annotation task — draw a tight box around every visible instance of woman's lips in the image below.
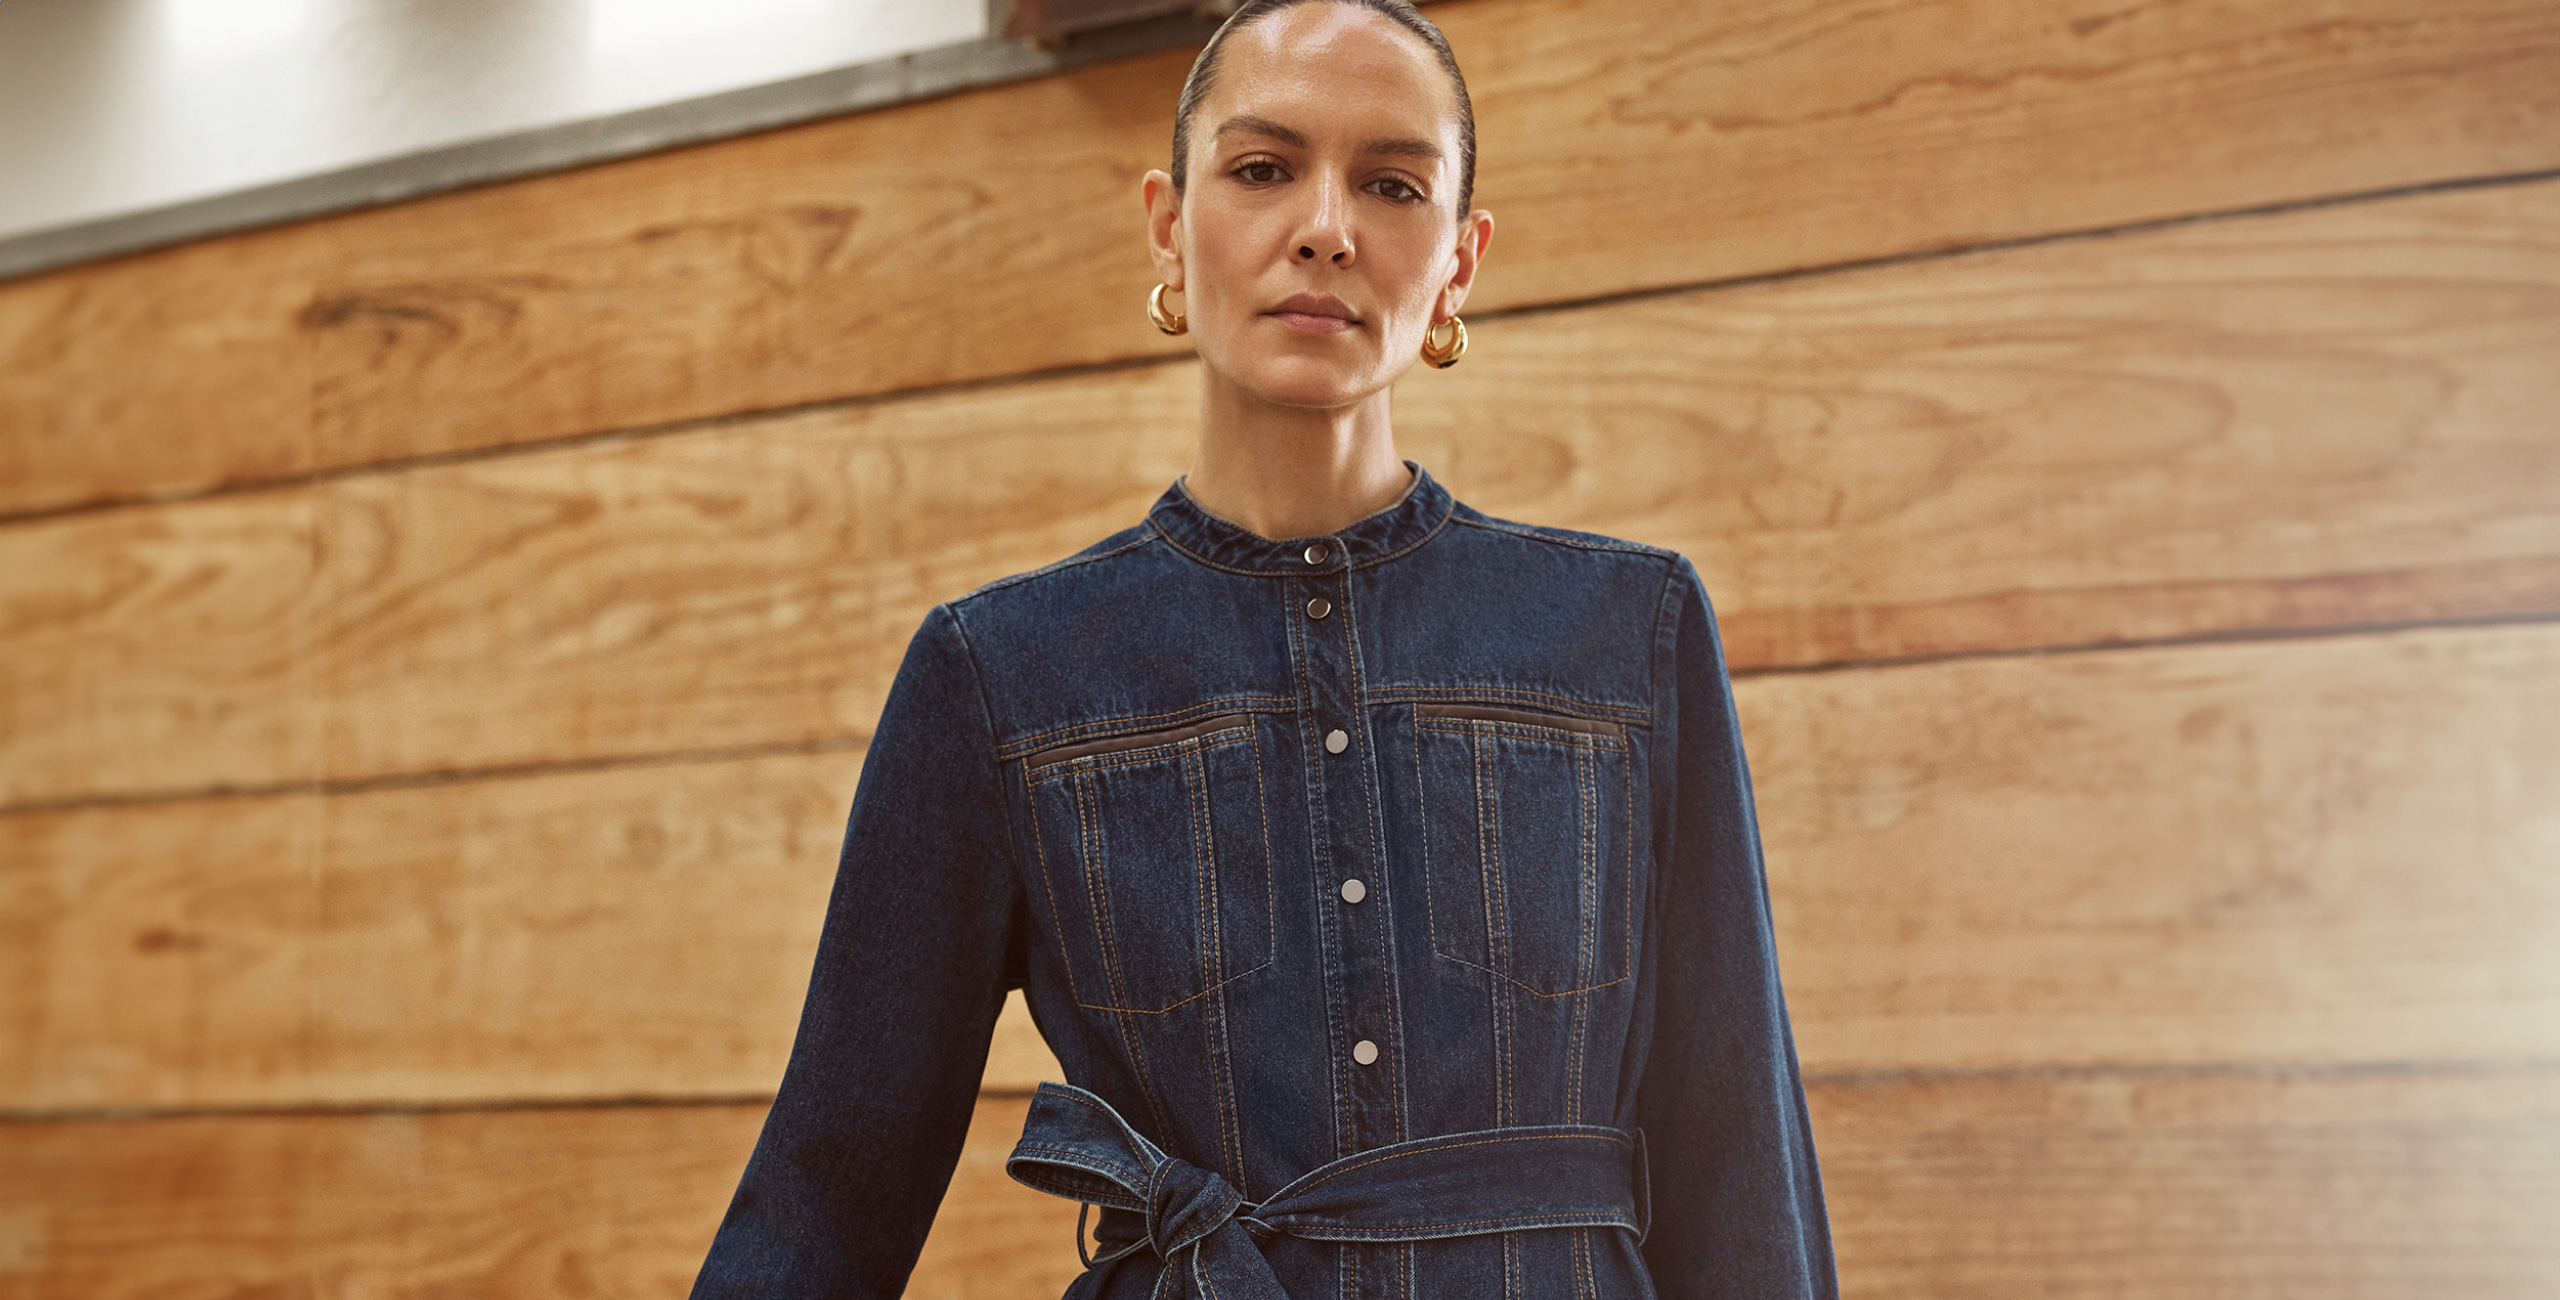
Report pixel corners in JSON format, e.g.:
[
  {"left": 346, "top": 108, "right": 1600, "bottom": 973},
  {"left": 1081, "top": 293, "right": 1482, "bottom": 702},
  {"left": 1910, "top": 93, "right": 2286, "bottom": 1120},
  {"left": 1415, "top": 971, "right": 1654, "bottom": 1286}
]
[
  {"left": 1269, "top": 310, "right": 1357, "bottom": 335},
  {"left": 1266, "top": 294, "right": 1360, "bottom": 335}
]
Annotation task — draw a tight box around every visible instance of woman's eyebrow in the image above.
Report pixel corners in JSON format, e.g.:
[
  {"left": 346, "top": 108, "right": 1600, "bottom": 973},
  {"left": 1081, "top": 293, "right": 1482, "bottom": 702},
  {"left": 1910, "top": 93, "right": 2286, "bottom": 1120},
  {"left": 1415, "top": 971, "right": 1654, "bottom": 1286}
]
[
  {"left": 1216, "top": 114, "right": 1308, "bottom": 148},
  {"left": 1213, "top": 115, "right": 1444, "bottom": 164},
  {"left": 1362, "top": 136, "right": 1443, "bottom": 162}
]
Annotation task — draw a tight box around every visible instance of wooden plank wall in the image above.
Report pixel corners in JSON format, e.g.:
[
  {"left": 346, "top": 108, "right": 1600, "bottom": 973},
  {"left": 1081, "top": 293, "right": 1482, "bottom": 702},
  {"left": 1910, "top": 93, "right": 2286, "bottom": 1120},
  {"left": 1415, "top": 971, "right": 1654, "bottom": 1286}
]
[{"left": 3, "top": 0, "right": 2557, "bottom": 1294}]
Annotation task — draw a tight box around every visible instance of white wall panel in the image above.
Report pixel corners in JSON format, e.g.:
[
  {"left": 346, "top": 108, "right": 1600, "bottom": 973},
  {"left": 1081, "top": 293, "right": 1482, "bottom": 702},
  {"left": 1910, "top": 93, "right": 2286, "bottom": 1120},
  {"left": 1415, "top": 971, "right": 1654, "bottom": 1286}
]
[{"left": 0, "top": 0, "right": 987, "bottom": 242}]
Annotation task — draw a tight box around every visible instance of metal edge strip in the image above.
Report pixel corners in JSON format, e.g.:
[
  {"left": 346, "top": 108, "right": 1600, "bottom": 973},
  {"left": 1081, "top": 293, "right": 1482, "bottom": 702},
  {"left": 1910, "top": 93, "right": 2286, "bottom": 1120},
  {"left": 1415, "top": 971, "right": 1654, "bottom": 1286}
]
[{"left": 0, "top": 12, "right": 1226, "bottom": 285}]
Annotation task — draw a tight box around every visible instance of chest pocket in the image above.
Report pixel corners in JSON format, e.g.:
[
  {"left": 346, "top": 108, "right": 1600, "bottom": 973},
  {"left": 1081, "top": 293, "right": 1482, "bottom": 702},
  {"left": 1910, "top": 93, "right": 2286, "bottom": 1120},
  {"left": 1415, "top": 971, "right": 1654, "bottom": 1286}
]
[
  {"left": 1415, "top": 703, "right": 1634, "bottom": 997},
  {"left": 1021, "top": 714, "right": 1276, "bottom": 1014}
]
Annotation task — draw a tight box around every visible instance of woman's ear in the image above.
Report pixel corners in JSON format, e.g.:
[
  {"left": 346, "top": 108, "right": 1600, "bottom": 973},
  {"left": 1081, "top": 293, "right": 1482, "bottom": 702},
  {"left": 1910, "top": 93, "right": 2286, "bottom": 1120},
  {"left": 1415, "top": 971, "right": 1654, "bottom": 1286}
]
[
  {"left": 1142, "top": 169, "right": 1185, "bottom": 292},
  {"left": 1438, "top": 208, "right": 1495, "bottom": 321}
]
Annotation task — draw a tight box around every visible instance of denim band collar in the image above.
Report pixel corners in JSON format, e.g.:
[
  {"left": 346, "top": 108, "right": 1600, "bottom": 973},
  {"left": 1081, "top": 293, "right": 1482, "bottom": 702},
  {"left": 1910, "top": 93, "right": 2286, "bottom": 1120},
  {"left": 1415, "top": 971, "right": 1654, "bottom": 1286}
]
[{"left": 1148, "top": 460, "right": 1454, "bottom": 576}]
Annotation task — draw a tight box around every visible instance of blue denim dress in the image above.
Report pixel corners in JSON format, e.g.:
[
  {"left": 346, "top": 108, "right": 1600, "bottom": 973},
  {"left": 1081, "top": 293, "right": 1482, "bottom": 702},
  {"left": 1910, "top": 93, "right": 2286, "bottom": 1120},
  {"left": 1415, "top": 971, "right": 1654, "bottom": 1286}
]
[{"left": 690, "top": 464, "right": 1837, "bottom": 1300}]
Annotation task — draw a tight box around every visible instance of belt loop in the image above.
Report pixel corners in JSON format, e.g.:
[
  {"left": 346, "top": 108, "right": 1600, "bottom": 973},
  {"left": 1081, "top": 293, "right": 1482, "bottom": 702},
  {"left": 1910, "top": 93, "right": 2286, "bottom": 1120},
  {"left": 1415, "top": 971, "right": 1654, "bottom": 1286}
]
[{"left": 1077, "top": 1200, "right": 1097, "bottom": 1269}]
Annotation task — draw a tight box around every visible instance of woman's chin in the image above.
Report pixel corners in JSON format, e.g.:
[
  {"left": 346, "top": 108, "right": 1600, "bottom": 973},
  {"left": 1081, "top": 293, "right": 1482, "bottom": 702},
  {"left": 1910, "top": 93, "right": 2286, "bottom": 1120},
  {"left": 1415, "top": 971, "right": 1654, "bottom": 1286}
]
[{"left": 1216, "top": 352, "right": 1394, "bottom": 412}]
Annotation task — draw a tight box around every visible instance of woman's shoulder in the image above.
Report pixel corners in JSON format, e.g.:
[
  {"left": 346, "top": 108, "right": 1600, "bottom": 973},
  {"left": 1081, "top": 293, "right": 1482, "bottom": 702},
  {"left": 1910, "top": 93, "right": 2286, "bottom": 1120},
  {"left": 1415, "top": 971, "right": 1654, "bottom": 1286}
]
[
  {"left": 951, "top": 521, "right": 1161, "bottom": 606},
  {"left": 1442, "top": 499, "right": 1683, "bottom": 567}
]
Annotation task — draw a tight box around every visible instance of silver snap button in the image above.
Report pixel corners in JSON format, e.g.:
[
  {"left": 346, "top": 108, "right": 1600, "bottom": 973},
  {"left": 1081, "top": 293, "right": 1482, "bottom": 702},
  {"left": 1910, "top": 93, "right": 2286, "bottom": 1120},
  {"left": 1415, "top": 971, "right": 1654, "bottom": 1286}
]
[
  {"left": 1324, "top": 729, "right": 1349, "bottom": 754},
  {"left": 1352, "top": 1039, "right": 1379, "bottom": 1065},
  {"left": 1306, "top": 596, "right": 1332, "bottom": 620},
  {"left": 1340, "top": 878, "right": 1366, "bottom": 903},
  {"left": 1303, "top": 543, "right": 1329, "bottom": 564}
]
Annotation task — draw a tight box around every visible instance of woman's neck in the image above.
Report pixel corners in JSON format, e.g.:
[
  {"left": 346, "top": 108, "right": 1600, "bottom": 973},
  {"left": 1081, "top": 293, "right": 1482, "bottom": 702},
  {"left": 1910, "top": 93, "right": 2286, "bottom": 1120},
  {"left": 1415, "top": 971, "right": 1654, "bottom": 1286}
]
[{"left": 1182, "top": 371, "right": 1415, "bottom": 540}]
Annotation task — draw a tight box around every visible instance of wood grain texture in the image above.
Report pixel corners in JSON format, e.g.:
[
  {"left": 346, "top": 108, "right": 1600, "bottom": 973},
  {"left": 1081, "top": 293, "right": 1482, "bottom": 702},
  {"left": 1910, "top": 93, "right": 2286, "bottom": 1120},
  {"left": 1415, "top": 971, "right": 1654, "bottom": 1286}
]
[
  {"left": 0, "top": 485, "right": 322, "bottom": 806},
  {"left": 1413, "top": 179, "right": 2560, "bottom": 670},
  {"left": 0, "top": 365, "right": 1195, "bottom": 805},
  {"left": 5, "top": 0, "right": 2557, "bottom": 515},
  {"left": 1745, "top": 621, "right": 2560, "bottom": 1076},
  {"left": 4, "top": 1070, "right": 2553, "bottom": 1298},
  {"left": 990, "top": 990, "right": 1071, "bottom": 1096},
  {"left": 1815, "top": 1065, "right": 2560, "bottom": 1300},
  {"left": 7, "top": 179, "right": 2554, "bottom": 807},
  {"left": 0, "top": 1094, "right": 1086, "bottom": 1300},
  {"left": 9, "top": 621, "right": 2552, "bottom": 1109},
  {"left": 0, "top": 751, "right": 862, "bottom": 1111},
  {"left": 0, "top": 226, "right": 330, "bottom": 517},
  {"left": 0, "top": 735, "right": 1061, "bottom": 1111}
]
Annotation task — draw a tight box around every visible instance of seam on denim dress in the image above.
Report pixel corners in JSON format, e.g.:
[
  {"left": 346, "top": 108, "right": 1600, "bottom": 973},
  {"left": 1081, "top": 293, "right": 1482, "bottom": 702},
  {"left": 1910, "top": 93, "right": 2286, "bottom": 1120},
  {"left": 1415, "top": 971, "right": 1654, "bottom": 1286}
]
[
  {"left": 958, "top": 529, "right": 1158, "bottom": 602},
  {"left": 1281, "top": 579, "right": 1355, "bottom": 1171},
  {"left": 1371, "top": 683, "right": 1647, "bottom": 725},
  {"left": 1448, "top": 511, "right": 1674, "bottom": 560},
  {"left": 1277, "top": 1129, "right": 1632, "bottom": 1201},
  {"left": 1024, "top": 714, "right": 1254, "bottom": 771},
  {"left": 1414, "top": 703, "right": 1627, "bottom": 737},
  {"left": 1026, "top": 726, "right": 1275, "bottom": 1013},
  {"left": 1004, "top": 697, "right": 1295, "bottom": 759},
  {"left": 1567, "top": 735, "right": 1595, "bottom": 1126},
  {"left": 1620, "top": 741, "right": 1636, "bottom": 990},
  {"left": 1020, "top": 760, "right": 1087, "bottom": 1007},
  {"left": 1416, "top": 718, "right": 1634, "bottom": 998},
  {"left": 1075, "top": 770, "right": 1174, "bottom": 1140},
  {"left": 1218, "top": 725, "right": 1277, "bottom": 1197},
  {"left": 1476, "top": 722, "right": 1509, "bottom": 1124},
  {"left": 1336, "top": 570, "right": 1414, "bottom": 1145},
  {"left": 1183, "top": 739, "right": 1245, "bottom": 1197}
]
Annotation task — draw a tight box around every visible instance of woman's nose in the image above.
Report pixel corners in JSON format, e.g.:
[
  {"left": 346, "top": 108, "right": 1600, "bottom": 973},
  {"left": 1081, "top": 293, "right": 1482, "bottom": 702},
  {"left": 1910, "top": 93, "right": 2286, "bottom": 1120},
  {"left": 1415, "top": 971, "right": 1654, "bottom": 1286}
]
[{"left": 1293, "top": 176, "right": 1354, "bottom": 266}]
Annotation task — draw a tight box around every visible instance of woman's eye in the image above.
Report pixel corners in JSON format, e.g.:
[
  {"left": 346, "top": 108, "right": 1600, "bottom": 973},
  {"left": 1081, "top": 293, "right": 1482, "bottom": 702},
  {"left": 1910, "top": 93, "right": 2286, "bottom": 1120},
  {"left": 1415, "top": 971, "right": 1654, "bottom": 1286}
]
[
  {"left": 1234, "top": 161, "right": 1285, "bottom": 184},
  {"left": 1370, "top": 177, "right": 1424, "bottom": 203}
]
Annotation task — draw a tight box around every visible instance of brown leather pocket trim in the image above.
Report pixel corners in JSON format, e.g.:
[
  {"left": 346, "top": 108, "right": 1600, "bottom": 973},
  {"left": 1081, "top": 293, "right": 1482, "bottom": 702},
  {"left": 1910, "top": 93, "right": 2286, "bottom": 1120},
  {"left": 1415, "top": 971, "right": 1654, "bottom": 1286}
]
[
  {"left": 1024, "top": 713, "right": 1254, "bottom": 773},
  {"left": 1415, "top": 703, "right": 1626, "bottom": 738}
]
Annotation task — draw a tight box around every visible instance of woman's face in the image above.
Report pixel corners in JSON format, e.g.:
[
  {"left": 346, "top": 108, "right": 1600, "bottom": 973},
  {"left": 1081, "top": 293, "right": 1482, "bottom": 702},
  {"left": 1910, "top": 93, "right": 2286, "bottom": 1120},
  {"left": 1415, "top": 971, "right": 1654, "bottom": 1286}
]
[{"left": 1145, "top": 4, "right": 1492, "bottom": 411}]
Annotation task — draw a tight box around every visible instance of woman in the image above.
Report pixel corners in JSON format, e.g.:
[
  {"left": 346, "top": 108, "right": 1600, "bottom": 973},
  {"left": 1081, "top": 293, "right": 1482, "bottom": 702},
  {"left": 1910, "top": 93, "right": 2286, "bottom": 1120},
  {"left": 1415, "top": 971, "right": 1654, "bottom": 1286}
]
[{"left": 691, "top": 2, "right": 1836, "bottom": 1297}]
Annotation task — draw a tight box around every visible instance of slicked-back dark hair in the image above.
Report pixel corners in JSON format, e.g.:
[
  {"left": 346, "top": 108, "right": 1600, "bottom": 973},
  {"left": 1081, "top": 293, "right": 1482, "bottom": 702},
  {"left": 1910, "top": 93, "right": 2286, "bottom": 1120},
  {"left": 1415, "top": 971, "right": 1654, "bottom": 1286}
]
[{"left": 1169, "top": 0, "right": 1476, "bottom": 219}]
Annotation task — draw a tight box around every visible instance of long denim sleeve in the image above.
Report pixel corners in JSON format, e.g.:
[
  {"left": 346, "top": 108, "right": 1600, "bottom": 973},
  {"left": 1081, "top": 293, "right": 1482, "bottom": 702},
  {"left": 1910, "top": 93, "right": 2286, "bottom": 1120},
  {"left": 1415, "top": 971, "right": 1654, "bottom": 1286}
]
[
  {"left": 690, "top": 465, "right": 1835, "bottom": 1299},
  {"left": 691, "top": 604, "right": 1027, "bottom": 1297},
  {"left": 1633, "top": 559, "right": 1838, "bottom": 1299}
]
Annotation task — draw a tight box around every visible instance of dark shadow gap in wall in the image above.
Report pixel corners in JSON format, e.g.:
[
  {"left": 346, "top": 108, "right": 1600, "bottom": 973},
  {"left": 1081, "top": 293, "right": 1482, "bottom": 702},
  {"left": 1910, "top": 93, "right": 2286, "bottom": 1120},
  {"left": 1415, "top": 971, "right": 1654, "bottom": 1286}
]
[
  {"left": 5, "top": 1056, "right": 2554, "bottom": 1126},
  {"left": 5, "top": 609, "right": 2556, "bottom": 821},
  {"left": 0, "top": 731, "right": 874, "bottom": 820}
]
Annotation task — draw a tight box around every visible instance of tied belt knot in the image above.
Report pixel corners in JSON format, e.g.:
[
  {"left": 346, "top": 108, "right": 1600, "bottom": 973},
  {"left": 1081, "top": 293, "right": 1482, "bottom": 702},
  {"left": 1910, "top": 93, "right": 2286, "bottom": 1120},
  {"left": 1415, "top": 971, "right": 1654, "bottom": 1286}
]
[{"left": 1005, "top": 1081, "right": 1651, "bottom": 1300}]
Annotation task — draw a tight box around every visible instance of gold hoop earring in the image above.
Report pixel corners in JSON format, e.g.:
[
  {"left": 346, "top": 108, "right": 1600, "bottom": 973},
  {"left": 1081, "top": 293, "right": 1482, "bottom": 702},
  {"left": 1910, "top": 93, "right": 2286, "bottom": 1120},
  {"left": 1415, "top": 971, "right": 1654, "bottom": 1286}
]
[
  {"left": 1420, "top": 316, "right": 1467, "bottom": 369},
  {"left": 1148, "top": 283, "right": 1188, "bottom": 336}
]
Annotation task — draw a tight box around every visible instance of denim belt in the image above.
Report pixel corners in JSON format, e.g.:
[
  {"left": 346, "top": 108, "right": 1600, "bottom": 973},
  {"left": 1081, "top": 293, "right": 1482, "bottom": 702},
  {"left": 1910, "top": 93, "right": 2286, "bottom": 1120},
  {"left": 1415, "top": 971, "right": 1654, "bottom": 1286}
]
[{"left": 1004, "top": 1081, "right": 1652, "bottom": 1300}]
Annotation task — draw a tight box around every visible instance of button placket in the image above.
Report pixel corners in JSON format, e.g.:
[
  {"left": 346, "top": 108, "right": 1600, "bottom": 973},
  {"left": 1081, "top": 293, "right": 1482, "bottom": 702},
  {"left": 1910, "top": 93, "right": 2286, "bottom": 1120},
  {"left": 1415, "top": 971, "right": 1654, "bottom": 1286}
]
[{"left": 1291, "top": 546, "right": 1396, "bottom": 1146}]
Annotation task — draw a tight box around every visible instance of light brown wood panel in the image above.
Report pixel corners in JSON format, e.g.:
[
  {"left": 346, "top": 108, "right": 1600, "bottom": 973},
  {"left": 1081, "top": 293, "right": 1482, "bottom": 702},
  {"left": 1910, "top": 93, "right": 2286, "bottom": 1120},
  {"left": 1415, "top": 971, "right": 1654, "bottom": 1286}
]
[
  {"left": 0, "top": 225, "right": 331, "bottom": 517},
  {"left": 0, "top": 1094, "right": 1086, "bottom": 1300},
  {"left": 0, "top": 486, "right": 322, "bottom": 804},
  {"left": 7, "top": 179, "right": 2554, "bottom": 807},
  {"left": 5, "top": 1070, "right": 2554, "bottom": 1298},
  {"left": 0, "top": 737, "right": 1063, "bottom": 1112},
  {"left": 1744, "top": 620, "right": 2560, "bottom": 1076},
  {"left": 6, "top": 0, "right": 2557, "bottom": 515},
  {"left": 9, "top": 622, "right": 2554, "bottom": 1108},
  {"left": 1814, "top": 1065, "right": 2560, "bottom": 1299},
  {"left": 989, "top": 990, "right": 1070, "bottom": 1094},
  {"left": 0, "top": 362, "right": 1194, "bottom": 805},
  {"left": 1414, "top": 179, "right": 2560, "bottom": 671},
  {"left": 0, "top": 751, "right": 863, "bottom": 1111}
]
